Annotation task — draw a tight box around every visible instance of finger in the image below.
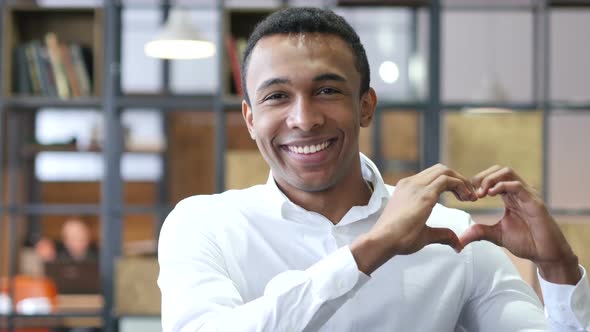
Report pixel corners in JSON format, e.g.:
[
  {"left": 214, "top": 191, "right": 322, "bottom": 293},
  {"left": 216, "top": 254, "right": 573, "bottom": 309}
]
[
  {"left": 413, "top": 163, "right": 450, "bottom": 185},
  {"left": 476, "top": 166, "right": 524, "bottom": 198},
  {"left": 459, "top": 223, "right": 503, "bottom": 248},
  {"left": 427, "top": 174, "right": 478, "bottom": 202},
  {"left": 488, "top": 180, "right": 534, "bottom": 203},
  {"left": 425, "top": 226, "right": 463, "bottom": 253},
  {"left": 471, "top": 165, "right": 502, "bottom": 189}
]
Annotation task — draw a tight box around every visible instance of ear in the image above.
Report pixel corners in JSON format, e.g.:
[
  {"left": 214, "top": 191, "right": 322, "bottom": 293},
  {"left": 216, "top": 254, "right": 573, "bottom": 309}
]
[
  {"left": 360, "top": 87, "right": 377, "bottom": 128},
  {"left": 242, "top": 100, "right": 256, "bottom": 140}
]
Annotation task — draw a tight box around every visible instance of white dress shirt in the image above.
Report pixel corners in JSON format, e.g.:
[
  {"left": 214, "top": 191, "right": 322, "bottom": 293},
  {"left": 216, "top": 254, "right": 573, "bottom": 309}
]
[{"left": 158, "top": 154, "right": 590, "bottom": 332}]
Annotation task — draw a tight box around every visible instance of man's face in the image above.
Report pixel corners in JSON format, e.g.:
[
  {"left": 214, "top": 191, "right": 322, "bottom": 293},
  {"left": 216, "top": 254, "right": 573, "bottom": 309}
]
[{"left": 242, "top": 33, "right": 375, "bottom": 193}]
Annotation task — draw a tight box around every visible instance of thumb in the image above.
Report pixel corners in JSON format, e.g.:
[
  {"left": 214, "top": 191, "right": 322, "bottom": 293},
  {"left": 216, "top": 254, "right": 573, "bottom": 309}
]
[
  {"left": 425, "top": 226, "right": 463, "bottom": 253},
  {"left": 460, "top": 223, "right": 502, "bottom": 247}
]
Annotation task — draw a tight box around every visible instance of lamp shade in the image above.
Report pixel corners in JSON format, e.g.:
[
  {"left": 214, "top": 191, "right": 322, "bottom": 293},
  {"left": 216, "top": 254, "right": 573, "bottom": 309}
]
[{"left": 144, "top": 8, "right": 215, "bottom": 60}]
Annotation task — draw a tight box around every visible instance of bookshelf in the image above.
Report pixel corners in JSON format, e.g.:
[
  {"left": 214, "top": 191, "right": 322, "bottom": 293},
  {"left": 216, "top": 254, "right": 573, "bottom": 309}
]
[
  {"left": 224, "top": 9, "right": 273, "bottom": 96},
  {"left": 0, "top": 1, "right": 589, "bottom": 331},
  {"left": 1, "top": 6, "right": 102, "bottom": 98}
]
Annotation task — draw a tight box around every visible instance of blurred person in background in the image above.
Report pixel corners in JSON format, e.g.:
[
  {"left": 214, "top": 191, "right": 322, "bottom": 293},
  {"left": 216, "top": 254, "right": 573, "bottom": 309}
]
[
  {"left": 56, "top": 217, "right": 98, "bottom": 263},
  {"left": 34, "top": 217, "right": 98, "bottom": 264}
]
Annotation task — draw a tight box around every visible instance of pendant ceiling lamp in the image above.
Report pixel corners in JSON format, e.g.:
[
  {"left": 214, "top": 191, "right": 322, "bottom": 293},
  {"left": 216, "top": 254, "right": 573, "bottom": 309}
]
[{"left": 145, "top": 8, "right": 215, "bottom": 60}]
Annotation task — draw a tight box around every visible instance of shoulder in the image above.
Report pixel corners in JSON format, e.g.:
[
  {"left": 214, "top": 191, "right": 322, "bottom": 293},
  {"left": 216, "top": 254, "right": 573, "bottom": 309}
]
[{"left": 160, "top": 185, "right": 267, "bottom": 239}]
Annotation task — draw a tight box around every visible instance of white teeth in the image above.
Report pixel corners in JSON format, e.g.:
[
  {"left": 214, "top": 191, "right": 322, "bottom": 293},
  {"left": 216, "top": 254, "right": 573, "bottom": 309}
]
[{"left": 288, "top": 140, "right": 331, "bottom": 155}]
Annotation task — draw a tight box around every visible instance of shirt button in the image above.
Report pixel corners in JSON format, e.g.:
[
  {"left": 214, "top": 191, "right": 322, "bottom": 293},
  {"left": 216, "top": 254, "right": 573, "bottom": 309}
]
[
  {"left": 558, "top": 304, "right": 566, "bottom": 312},
  {"left": 337, "top": 280, "right": 346, "bottom": 291}
]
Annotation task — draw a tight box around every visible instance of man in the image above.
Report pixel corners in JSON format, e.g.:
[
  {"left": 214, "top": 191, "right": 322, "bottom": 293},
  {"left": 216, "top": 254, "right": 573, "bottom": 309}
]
[
  {"left": 58, "top": 217, "right": 98, "bottom": 262},
  {"left": 158, "top": 7, "right": 589, "bottom": 331}
]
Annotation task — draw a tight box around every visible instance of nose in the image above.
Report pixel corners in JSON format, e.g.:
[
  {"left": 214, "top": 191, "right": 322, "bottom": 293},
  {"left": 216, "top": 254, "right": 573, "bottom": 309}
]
[{"left": 285, "top": 96, "right": 325, "bottom": 131}]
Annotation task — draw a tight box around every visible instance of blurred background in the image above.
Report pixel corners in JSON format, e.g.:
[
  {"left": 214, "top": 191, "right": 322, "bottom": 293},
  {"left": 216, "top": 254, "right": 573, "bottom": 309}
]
[{"left": 0, "top": 0, "right": 589, "bottom": 331}]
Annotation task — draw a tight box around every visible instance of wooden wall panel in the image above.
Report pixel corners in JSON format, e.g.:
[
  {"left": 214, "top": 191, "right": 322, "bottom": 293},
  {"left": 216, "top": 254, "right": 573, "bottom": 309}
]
[
  {"left": 168, "top": 112, "right": 216, "bottom": 203},
  {"left": 443, "top": 112, "right": 543, "bottom": 209},
  {"left": 358, "top": 111, "right": 419, "bottom": 161}
]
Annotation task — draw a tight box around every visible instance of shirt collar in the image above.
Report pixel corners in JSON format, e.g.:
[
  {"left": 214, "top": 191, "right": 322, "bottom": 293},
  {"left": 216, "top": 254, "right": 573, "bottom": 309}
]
[{"left": 264, "top": 153, "right": 390, "bottom": 225}]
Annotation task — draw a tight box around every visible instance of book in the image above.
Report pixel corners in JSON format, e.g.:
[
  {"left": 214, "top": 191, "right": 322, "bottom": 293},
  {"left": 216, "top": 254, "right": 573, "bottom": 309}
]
[
  {"left": 14, "top": 35, "right": 94, "bottom": 97},
  {"left": 45, "top": 32, "right": 70, "bottom": 99},
  {"left": 70, "top": 44, "right": 92, "bottom": 96},
  {"left": 225, "top": 35, "right": 242, "bottom": 96},
  {"left": 30, "top": 41, "right": 54, "bottom": 96},
  {"left": 24, "top": 44, "right": 41, "bottom": 94},
  {"left": 60, "top": 44, "right": 81, "bottom": 97},
  {"left": 13, "top": 45, "right": 32, "bottom": 94}
]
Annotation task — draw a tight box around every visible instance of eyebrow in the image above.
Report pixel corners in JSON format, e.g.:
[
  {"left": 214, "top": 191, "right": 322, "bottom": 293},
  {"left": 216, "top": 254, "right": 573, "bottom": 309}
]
[
  {"left": 255, "top": 73, "right": 347, "bottom": 95},
  {"left": 313, "top": 73, "right": 347, "bottom": 83},
  {"left": 256, "top": 78, "right": 290, "bottom": 95}
]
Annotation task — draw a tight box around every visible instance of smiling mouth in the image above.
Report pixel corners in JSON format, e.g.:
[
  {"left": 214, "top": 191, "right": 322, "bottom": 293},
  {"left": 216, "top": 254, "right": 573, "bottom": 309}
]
[{"left": 282, "top": 139, "right": 335, "bottom": 155}]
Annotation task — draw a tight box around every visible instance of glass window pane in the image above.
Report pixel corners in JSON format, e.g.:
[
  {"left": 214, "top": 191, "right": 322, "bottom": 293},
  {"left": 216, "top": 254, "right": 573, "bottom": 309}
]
[
  {"left": 335, "top": 8, "right": 428, "bottom": 101},
  {"left": 550, "top": 10, "right": 590, "bottom": 103},
  {"left": 548, "top": 111, "right": 590, "bottom": 209},
  {"left": 36, "top": 152, "right": 102, "bottom": 181},
  {"left": 122, "top": 8, "right": 162, "bottom": 93},
  {"left": 35, "top": 109, "right": 164, "bottom": 182},
  {"left": 442, "top": 111, "right": 543, "bottom": 209},
  {"left": 121, "top": 111, "right": 165, "bottom": 152},
  {"left": 170, "top": 9, "right": 219, "bottom": 94},
  {"left": 442, "top": 12, "right": 533, "bottom": 103},
  {"left": 36, "top": 109, "right": 100, "bottom": 148}
]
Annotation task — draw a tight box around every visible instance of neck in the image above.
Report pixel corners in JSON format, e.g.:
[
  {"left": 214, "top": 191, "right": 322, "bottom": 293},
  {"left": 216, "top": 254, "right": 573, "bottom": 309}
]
[{"left": 275, "top": 162, "right": 372, "bottom": 225}]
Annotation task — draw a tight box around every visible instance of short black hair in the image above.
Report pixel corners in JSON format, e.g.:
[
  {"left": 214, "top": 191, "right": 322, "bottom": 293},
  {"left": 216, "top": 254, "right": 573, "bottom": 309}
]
[{"left": 240, "top": 7, "right": 370, "bottom": 105}]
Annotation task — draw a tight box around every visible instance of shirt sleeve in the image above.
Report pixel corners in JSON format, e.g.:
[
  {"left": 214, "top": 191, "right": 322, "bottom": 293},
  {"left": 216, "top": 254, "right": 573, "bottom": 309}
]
[
  {"left": 157, "top": 203, "right": 368, "bottom": 332},
  {"left": 458, "top": 241, "right": 549, "bottom": 331},
  {"left": 538, "top": 265, "right": 590, "bottom": 331}
]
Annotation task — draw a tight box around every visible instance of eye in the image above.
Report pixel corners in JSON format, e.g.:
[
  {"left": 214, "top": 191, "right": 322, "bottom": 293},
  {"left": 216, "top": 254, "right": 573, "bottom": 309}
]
[
  {"left": 263, "top": 92, "right": 288, "bottom": 102},
  {"left": 317, "top": 87, "right": 340, "bottom": 95}
]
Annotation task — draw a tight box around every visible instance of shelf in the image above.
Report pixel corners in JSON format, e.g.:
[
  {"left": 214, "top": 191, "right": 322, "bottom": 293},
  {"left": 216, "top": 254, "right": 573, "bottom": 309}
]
[
  {"left": 21, "top": 143, "right": 165, "bottom": 157},
  {"left": 123, "top": 204, "right": 172, "bottom": 215},
  {"left": 550, "top": 0, "right": 590, "bottom": 7},
  {"left": 3, "top": 96, "right": 101, "bottom": 110},
  {"left": 118, "top": 93, "right": 215, "bottom": 110},
  {"left": 0, "top": 312, "right": 102, "bottom": 329},
  {"left": 377, "top": 100, "right": 427, "bottom": 109},
  {"left": 2, "top": 203, "right": 101, "bottom": 215},
  {"left": 442, "top": 102, "right": 540, "bottom": 111},
  {"left": 549, "top": 102, "right": 590, "bottom": 111},
  {"left": 0, "top": 203, "right": 172, "bottom": 216},
  {"left": 0, "top": 312, "right": 102, "bottom": 319},
  {"left": 383, "top": 159, "right": 420, "bottom": 172},
  {"left": 117, "top": 93, "right": 246, "bottom": 111}
]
